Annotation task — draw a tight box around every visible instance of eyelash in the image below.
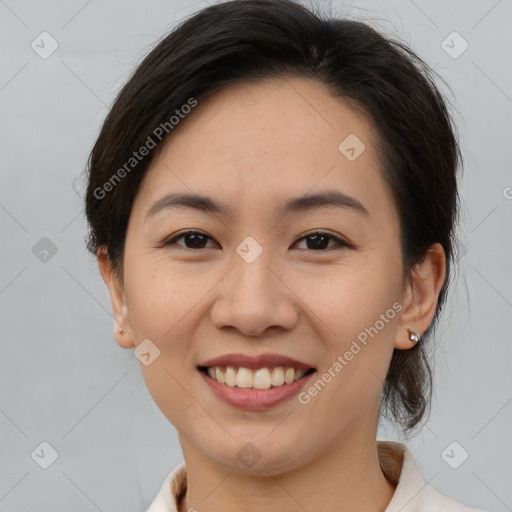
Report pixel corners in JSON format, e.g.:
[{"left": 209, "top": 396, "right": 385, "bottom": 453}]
[{"left": 161, "top": 229, "right": 352, "bottom": 251}]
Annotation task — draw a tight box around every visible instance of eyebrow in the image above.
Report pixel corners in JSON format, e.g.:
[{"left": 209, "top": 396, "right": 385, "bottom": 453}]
[{"left": 145, "top": 190, "right": 369, "bottom": 220}]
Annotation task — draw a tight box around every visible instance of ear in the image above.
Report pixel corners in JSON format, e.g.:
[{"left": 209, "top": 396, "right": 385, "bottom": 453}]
[
  {"left": 395, "top": 243, "right": 446, "bottom": 350},
  {"left": 96, "top": 247, "right": 135, "bottom": 349}
]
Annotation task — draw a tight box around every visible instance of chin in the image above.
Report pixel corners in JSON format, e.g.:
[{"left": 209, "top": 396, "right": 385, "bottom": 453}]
[{"left": 209, "top": 441, "right": 309, "bottom": 477}]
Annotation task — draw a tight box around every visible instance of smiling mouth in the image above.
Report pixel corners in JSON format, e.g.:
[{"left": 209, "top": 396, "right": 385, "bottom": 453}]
[{"left": 198, "top": 365, "right": 316, "bottom": 389}]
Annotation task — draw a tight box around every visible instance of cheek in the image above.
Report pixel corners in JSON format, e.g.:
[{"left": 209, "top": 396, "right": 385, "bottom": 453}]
[
  {"left": 123, "top": 255, "right": 210, "bottom": 341},
  {"left": 303, "top": 255, "right": 401, "bottom": 347},
  {"left": 122, "top": 262, "right": 196, "bottom": 400},
  {"left": 299, "top": 255, "right": 400, "bottom": 403},
  {"left": 137, "top": 360, "right": 205, "bottom": 443}
]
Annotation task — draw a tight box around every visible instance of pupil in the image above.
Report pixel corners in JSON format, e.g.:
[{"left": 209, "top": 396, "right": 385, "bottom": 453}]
[
  {"left": 308, "top": 234, "right": 328, "bottom": 250},
  {"left": 188, "top": 233, "right": 206, "bottom": 248}
]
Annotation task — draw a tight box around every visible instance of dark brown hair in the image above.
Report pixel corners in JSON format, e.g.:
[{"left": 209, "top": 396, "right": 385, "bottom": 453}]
[{"left": 82, "top": 0, "right": 462, "bottom": 436}]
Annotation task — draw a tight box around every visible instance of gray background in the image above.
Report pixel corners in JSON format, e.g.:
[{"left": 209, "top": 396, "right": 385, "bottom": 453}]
[{"left": 1, "top": 0, "right": 511, "bottom": 510}]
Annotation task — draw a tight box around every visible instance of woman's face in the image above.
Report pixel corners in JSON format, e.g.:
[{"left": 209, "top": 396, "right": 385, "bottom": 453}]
[{"left": 106, "top": 77, "right": 410, "bottom": 474}]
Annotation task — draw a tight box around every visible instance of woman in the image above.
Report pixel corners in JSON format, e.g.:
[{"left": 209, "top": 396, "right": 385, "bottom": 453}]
[{"left": 83, "top": 1, "right": 486, "bottom": 510}]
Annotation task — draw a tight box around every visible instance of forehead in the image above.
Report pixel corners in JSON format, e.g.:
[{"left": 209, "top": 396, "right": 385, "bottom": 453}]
[
  {"left": 133, "top": 77, "right": 392, "bottom": 225},
  {"left": 161, "top": 77, "right": 376, "bottom": 165}
]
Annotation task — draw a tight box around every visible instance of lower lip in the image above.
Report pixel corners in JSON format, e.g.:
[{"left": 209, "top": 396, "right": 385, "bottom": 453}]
[{"left": 199, "top": 369, "right": 316, "bottom": 410}]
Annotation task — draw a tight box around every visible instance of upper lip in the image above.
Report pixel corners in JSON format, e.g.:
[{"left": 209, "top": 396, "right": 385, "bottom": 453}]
[{"left": 198, "top": 353, "right": 316, "bottom": 370}]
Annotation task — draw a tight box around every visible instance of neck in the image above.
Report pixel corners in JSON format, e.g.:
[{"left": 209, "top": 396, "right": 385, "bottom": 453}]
[{"left": 177, "top": 431, "right": 397, "bottom": 512}]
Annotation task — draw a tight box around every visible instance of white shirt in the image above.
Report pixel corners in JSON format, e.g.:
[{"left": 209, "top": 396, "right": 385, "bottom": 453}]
[{"left": 145, "top": 440, "right": 486, "bottom": 511}]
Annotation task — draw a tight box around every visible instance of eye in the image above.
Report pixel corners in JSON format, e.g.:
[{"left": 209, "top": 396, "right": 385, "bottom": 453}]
[
  {"left": 162, "top": 230, "right": 217, "bottom": 249},
  {"left": 162, "top": 230, "right": 351, "bottom": 251},
  {"left": 293, "top": 231, "right": 352, "bottom": 251}
]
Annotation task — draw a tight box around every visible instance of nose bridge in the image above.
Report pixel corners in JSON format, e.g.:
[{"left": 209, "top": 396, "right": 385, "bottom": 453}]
[
  {"left": 211, "top": 237, "right": 298, "bottom": 335},
  {"left": 231, "top": 236, "right": 277, "bottom": 305}
]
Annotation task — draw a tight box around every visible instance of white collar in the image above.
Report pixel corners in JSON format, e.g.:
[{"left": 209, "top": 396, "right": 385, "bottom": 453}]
[{"left": 145, "top": 440, "right": 485, "bottom": 512}]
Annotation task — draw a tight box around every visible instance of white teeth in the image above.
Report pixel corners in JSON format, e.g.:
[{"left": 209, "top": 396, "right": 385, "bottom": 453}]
[
  {"left": 294, "top": 369, "right": 306, "bottom": 381},
  {"left": 271, "top": 367, "right": 285, "bottom": 386},
  {"left": 253, "top": 368, "right": 272, "bottom": 390},
  {"left": 225, "top": 366, "right": 237, "bottom": 387},
  {"left": 204, "top": 366, "right": 312, "bottom": 388},
  {"left": 236, "top": 367, "right": 253, "bottom": 388},
  {"left": 284, "top": 367, "right": 295, "bottom": 384},
  {"left": 215, "top": 367, "right": 225, "bottom": 384}
]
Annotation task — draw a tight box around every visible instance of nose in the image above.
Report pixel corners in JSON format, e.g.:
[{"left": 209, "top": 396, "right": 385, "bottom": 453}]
[{"left": 210, "top": 248, "right": 299, "bottom": 337}]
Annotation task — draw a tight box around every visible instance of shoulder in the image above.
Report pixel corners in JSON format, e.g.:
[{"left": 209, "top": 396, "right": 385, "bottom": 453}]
[{"left": 377, "top": 440, "right": 488, "bottom": 512}]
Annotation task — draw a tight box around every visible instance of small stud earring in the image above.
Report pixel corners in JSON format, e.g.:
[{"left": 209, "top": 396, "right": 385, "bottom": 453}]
[
  {"left": 406, "top": 328, "right": 421, "bottom": 343},
  {"left": 118, "top": 328, "right": 125, "bottom": 335}
]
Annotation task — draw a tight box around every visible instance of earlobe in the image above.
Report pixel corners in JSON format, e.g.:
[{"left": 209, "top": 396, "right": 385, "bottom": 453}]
[
  {"left": 96, "top": 247, "right": 136, "bottom": 349},
  {"left": 395, "top": 326, "right": 423, "bottom": 350},
  {"left": 113, "top": 316, "right": 136, "bottom": 349},
  {"left": 395, "top": 243, "right": 446, "bottom": 350}
]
